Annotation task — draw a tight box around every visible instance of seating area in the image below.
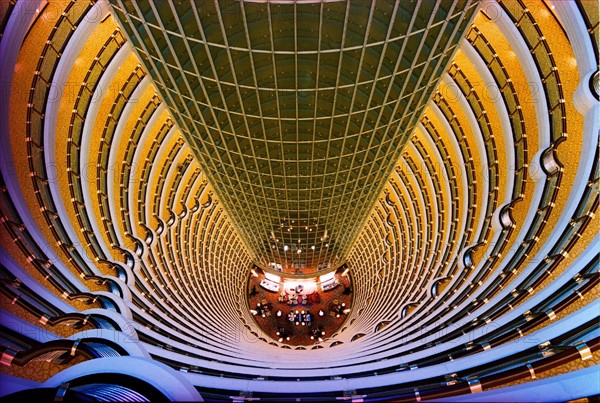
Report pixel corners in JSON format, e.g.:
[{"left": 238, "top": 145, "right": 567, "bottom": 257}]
[
  {"left": 259, "top": 278, "right": 279, "bottom": 292},
  {"left": 321, "top": 277, "right": 340, "bottom": 291},
  {"left": 248, "top": 269, "right": 352, "bottom": 346},
  {"left": 279, "top": 289, "right": 321, "bottom": 306}
]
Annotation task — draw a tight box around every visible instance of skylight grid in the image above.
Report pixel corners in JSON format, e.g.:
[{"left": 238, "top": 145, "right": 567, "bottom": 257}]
[{"left": 110, "top": 0, "right": 479, "bottom": 271}]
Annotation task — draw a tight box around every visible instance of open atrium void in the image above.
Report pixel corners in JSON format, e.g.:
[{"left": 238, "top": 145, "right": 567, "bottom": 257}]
[{"left": 0, "top": 0, "right": 598, "bottom": 402}]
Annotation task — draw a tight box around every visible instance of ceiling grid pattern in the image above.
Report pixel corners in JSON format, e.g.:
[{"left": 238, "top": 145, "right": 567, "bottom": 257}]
[{"left": 109, "top": 0, "right": 480, "bottom": 270}]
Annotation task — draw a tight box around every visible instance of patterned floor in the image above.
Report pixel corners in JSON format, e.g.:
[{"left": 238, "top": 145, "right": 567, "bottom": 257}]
[{"left": 247, "top": 270, "right": 353, "bottom": 347}]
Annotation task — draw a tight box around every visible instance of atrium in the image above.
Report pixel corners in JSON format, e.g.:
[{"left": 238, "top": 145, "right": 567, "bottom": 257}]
[{"left": 0, "top": 0, "right": 598, "bottom": 402}]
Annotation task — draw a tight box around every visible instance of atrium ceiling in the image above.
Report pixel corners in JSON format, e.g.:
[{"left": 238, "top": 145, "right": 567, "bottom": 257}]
[
  {"left": 108, "top": 0, "right": 479, "bottom": 269},
  {"left": 0, "top": 0, "right": 598, "bottom": 402}
]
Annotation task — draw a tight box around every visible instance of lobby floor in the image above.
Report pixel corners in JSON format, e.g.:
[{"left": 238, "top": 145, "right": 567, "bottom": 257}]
[{"left": 247, "top": 271, "right": 353, "bottom": 347}]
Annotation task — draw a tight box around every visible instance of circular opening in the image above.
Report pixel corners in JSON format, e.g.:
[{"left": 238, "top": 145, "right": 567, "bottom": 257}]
[{"left": 247, "top": 264, "right": 353, "bottom": 346}]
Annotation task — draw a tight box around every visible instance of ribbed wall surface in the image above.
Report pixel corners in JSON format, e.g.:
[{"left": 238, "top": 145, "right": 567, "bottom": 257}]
[{"left": 0, "top": 0, "right": 598, "bottom": 401}]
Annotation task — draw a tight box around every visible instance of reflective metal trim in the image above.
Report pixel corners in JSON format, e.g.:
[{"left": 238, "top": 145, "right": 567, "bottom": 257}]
[
  {"left": 1, "top": 349, "right": 16, "bottom": 366},
  {"left": 70, "top": 339, "right": 80, "bottom": 356},
  {"left": 575, "top": 342, "right": 592, "bottom": 361},
  {"left": 527, "top": 363, "right": 536, "bottom": 380},
  {"left": 54, "top": 382, "right": 69, "bottom": 402},
  {"left": 468, "top": 378, "right": 482, "bottom": 393}
]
